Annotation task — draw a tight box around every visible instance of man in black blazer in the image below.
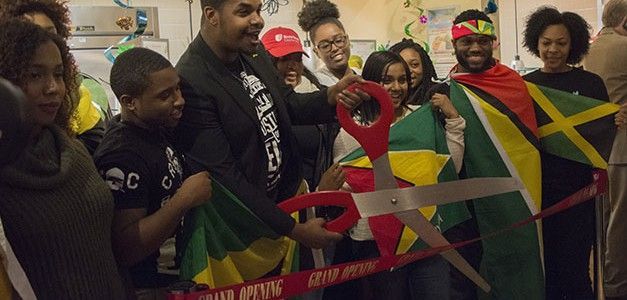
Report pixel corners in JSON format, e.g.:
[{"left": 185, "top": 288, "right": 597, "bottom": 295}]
[{"left": 175, "top": 0, "right": 365, "bottom": 249}]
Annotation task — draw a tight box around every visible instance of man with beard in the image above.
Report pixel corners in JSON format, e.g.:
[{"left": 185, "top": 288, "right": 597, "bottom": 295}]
[
  {"left": 175, "top": 0, "right": 365, "bottom": 251},
  {"left": 426, "top": 9, "right": 541, "bottom": 299}
]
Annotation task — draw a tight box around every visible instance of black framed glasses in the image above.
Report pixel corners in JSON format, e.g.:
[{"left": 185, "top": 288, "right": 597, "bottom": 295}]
[{"left": 316, "top": 35, "right": 348, "bottom": 52}]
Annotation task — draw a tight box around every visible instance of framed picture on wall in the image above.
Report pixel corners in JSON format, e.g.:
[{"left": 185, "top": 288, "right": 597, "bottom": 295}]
[
  {"left": 427, "top": 6, "right": 458, "bottom": 77},
  {"left": 350, "top": 39, "right": 377, "bottom": 69}
]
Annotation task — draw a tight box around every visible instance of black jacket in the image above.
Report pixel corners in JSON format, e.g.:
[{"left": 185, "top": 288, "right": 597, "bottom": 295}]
[{"left": 175, "top": 34, "right": 336, "bottom": 235}]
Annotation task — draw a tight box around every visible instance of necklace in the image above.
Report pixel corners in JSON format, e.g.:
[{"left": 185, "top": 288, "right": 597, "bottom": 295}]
[{"left": 226, "top": 56, "right": 247, "bottom": 84}]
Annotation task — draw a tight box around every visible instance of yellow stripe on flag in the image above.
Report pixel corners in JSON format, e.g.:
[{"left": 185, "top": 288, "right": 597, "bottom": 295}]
[
  {"left": 526, "top": 82, "right": 616, "bottom": 169},
  {"left": 280, "top": 212, "right": 300, "bottom": 276},
  {"left": 195, "top": 237, "right": 289, "bottom": 289},
  {"left": 463, "top": 86, "right": 542, "bottom": 214},
  {"left": 341, "top": 150, "right": 448, "bottom": 254}
]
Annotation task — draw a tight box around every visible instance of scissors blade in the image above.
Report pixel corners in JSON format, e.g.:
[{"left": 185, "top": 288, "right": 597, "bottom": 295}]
[
  {"left": 372, "top": 155, "right": 491, "bottom": 293},
  {"left": 394, "top": 209, "right": 492, "bottom": 292},
  {"left": 352, "top": 177, "right": 524, "bottom": 218}
]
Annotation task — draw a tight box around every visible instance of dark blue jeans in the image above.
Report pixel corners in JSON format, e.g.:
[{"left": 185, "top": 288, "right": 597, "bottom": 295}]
[
  {"left": 407, "top": 254, "right": 451, "bottom": 300},
  {"left": 352, "top": 240, "right": 451, "bottom": 300}
]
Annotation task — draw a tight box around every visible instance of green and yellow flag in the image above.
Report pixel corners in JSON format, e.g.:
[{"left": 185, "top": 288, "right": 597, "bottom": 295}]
[
  {"left": 179, "top": 181, "right": 293, "bottom": 288},
  {"left": 527, "top": 82, "right": 619, "bottom": 169},
  {"left": 449, "top": 65, "right": 618, "bottom": 298},
  {"left": 339, "top": 105, "right": 471, "bottom": 256},
  {"left": 450, "top": 79, "right": 544, "bottom": 299}
]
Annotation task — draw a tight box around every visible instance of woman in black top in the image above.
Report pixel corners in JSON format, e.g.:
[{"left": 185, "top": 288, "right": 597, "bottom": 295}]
[{"left": 522, "top": 7, "right": 609, "bottom": 300}]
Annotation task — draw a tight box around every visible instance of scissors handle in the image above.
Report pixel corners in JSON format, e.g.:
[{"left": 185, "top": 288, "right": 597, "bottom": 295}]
[
  {"left": 336, "top": 81, "right": 394, "bottom": 162},
  {"left": 278, "top": 191, "right": 360, "bottom": 233}
]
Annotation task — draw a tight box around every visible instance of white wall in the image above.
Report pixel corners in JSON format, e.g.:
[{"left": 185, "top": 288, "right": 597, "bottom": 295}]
[
  {"left": 498, "top": 0, "right": 601, "bottom": 69},
  {"left": 67, "top": 0, "right": 305, "bottom": 64},
  {"left": 66, "top": 0, "right": 602, "bottom": 67}
]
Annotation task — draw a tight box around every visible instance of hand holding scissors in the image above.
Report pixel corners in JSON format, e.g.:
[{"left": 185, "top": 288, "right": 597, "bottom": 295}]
[{"left": 280, "top": 81, "right": 517, "bottom": 292}]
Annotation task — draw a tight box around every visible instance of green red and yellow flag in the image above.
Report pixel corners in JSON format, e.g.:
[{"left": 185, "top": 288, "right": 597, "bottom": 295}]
[{"left": 339, "top": 105, "right": 471, "bottom": 256}]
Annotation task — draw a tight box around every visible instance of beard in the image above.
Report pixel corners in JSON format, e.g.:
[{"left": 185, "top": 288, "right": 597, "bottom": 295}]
[{"left": 455, "top": 49, "right": 495, "bottom": 73}]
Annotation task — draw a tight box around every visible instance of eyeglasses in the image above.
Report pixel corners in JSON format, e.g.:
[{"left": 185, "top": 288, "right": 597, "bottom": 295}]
[{"left": 316, "top": 35, "right": 348, "bottom": 52}]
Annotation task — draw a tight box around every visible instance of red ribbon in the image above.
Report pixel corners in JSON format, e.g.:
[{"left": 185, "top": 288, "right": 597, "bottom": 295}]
[{"left": 168, "top": 170, "right": 607, "bottom": 300}]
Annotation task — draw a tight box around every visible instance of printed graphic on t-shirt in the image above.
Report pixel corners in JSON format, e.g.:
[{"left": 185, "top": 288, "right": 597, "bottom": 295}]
[
  {"left": 162, "top": 146, "right": 184, "bottom": 191},
  {"left": 103, "top": 167, "right": 140, "bottom": 193},
  {"left": 95, "top": 125, "right": 186, "bottom": 287},
  {"left": 99, "top": 145, "right": 184, "bottom": 211},
  {"left": 240, "top": 70, "right": 282, "bottom": 192}
]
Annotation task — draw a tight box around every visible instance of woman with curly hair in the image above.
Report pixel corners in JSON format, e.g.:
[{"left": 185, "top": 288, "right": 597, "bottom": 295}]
[
  {"left": 522, "top": 6, "right": 610, "bottom": 299},
  {"left": 0, "top": 0, "right": 72, "bottom": 39},
  {"left": 0, "top": 19, "right": 126, "bottom": 298},
  {"left": 298, "top": 0, "right": 356, "bottom": 86},
  {"left": 389, "top": 38, "right": 438, "bottom": 105},
  {"left": 0, "top": 0, "right": 108, "bottom": 155}
]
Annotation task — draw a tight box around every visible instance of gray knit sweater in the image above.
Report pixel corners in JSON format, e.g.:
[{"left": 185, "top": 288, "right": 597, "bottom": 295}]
[{"left": 0, "top": 126, "right": 126, "bottom": 299}]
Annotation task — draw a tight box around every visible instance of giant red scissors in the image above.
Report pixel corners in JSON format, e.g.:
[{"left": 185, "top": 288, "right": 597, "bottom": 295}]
[{"left": 279, "top": 81, "right": 526, "bottom": 292}]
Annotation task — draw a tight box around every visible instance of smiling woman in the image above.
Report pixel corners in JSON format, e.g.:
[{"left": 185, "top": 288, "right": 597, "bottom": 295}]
[
  {"left": 522, "top": 6, "right": 610, "bottom": 300},
  {"left": 298, "top": 0, "right": 355, "bottom": 85},
  {"left": 332, "top": 50, "right": 466, "bottom": 300},
  {"left": 0, "top": 19, "right": 126, "bottom": 298}
]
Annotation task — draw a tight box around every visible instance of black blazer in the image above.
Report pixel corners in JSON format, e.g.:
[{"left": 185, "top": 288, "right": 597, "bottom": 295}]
[{"left": 175, "top": 35, "right": 336, "bottom": 235}]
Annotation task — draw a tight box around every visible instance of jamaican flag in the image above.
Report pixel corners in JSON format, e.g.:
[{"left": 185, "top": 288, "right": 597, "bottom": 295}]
[
  {"left": 339, "top": 104, "right": 471, "bottom": 256},
  {"left": 179, "top": 180, "right": 293, "bottom": 288},
  {"left": 450, "top": 63, "right": 619, "bottom": 299},
  {"left": 526, "top": 82, "right": 619, "bottom": 169}
]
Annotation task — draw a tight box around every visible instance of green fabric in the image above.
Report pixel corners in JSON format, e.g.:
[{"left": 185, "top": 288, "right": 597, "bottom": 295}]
[
  {"left": 536, "top": 85, "right": 602, "bottom": 117},
  {"left": 179, "top": 179, "right": 287, "bottom": 285},
  {"left": 542, "top": 132, "right": 591, "bottom": 165},
  {"left": 450, "top": 81, "right": 544, "bottom": 300},
  {"left": 340, "top": 105, "right": 470, "bottom": 253}
]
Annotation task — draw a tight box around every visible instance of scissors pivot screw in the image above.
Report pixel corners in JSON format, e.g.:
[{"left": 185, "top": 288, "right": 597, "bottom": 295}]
[{"left": 391, "top": 198, "right": 398, "bottom": 205}]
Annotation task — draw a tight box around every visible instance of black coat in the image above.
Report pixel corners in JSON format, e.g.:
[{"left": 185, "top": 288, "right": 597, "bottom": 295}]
[{"left": 175, "top": 34, "right": 336, "bottom": 235}]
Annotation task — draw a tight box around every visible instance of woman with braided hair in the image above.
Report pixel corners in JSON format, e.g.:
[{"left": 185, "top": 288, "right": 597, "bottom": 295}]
[{"left": 389, "top": 38, "right": 439, "bottom": 105}]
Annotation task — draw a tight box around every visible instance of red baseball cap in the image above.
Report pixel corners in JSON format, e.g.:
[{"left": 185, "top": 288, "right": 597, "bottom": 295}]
[{"left": 261, "top": 27, "right": 309, "bottom": 58}]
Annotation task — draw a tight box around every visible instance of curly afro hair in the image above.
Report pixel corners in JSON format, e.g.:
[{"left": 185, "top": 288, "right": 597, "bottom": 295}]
[
  {"left": 0, "top": 19, "right": 78, "bottom": 133},
  {"left": 523, "top": 6, "right": 591, "bottom": 65},
  {"left": 389, "top": 38, "right": 438, "bottom": 105},
  {"left": 0, "top": 0, "right": 72, "bottom": 39},
  {"left": 297, "top": 0, "right": 344, "bottom": 42}
]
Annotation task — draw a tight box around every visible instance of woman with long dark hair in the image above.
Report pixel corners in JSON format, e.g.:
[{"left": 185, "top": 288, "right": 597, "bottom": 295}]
[
  {"left": 333, "top": 51, "right": 465, "bottom": 299},
  {"left": 389, "top": 38, "right": 438, "bottom": 105}
]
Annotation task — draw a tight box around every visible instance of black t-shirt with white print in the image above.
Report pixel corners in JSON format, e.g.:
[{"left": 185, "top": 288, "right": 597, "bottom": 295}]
[
  {"left": 93, "top": 118, "right": 184, "bottom": 289},
  {"left": 226, "top": 55, "right": 283, "bottom": 194}
]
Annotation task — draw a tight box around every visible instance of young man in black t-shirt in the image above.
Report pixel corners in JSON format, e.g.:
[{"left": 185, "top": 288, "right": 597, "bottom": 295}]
[{"left": 93, "top": 47, "right": 212, "bottom": 298}]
